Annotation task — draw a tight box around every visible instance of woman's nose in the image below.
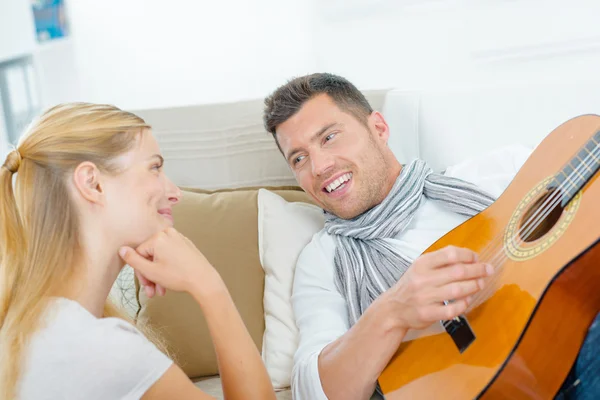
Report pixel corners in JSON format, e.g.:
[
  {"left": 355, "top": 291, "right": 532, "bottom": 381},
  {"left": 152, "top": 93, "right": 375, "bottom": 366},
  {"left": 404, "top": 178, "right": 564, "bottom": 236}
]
[{"left": 166, "top": 180, "right": 182, "bottom": 204}]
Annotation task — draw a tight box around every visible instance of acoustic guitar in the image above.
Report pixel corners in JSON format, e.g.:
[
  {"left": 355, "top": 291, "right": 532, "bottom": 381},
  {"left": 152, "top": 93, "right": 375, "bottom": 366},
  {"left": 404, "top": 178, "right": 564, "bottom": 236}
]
[{"left": 378, "top": 114, "right": 600, "bottom": 399}]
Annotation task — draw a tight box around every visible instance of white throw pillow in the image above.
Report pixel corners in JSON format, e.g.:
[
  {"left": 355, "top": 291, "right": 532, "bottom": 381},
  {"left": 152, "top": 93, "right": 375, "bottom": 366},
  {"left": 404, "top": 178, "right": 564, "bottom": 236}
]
[
  {"left": 257, "top": 189, "right": 325, "bottom": 390},
  {"left": 109, "top": 265, "right": 138, "bottom": 319}
]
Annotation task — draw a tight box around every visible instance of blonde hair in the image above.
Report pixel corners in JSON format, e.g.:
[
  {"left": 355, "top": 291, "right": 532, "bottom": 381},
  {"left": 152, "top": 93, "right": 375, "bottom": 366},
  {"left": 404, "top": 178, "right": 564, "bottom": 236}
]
[{"left": 0, "top": 103, "right": 170, "bottom": 399}]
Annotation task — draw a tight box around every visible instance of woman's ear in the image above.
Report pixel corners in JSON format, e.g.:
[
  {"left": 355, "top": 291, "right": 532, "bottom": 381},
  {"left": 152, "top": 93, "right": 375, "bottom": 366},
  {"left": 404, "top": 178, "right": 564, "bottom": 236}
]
[{"left": 72, "top": 162, "right": 104, "bottom": 204}]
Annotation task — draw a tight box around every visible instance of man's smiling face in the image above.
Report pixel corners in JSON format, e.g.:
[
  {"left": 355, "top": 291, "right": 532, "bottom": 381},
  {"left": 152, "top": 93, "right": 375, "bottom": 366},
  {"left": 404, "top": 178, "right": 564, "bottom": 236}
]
[{"left": 275, "top": 93, "right": 396, "bottom": 219}]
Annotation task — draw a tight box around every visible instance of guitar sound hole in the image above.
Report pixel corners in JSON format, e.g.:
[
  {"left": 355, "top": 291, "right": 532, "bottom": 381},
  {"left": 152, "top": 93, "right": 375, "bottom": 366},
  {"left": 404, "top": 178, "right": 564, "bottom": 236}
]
[{"left": 519, "top": 188, "right": 564, "bottom": 242}]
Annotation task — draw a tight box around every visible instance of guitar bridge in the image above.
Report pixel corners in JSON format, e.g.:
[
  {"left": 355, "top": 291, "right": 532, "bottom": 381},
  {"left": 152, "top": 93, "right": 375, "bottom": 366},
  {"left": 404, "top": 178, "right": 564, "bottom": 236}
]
[{"left": 441, "top": 315, "right": 476, "bottom": 353}]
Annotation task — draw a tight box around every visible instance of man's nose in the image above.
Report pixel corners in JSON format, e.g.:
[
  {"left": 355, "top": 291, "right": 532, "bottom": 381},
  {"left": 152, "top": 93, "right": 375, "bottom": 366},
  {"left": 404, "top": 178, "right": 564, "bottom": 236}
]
[{"left": 311, "top": 152, "right": 335, "bottom": 177}]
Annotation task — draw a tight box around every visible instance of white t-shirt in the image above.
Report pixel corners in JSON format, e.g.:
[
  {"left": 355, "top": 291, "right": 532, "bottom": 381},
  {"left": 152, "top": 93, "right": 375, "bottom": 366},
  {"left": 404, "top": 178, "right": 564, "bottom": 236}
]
[
  {"left": 290, "top": 145, "right": 533, "bottom": 400},
  {"left": 18, "top": 297, "right": 173, "bottom": 400}
]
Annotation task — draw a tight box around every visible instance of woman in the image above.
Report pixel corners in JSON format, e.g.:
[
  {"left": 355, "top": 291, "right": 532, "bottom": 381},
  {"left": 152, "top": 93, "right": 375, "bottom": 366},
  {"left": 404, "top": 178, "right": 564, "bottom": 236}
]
[{"left": 0, "top": 103, "right": 276, "bottom": 399}]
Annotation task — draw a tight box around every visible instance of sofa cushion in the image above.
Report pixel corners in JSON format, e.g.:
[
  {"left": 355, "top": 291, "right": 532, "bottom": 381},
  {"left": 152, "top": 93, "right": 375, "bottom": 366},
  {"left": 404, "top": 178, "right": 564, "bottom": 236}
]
[
  {"left": 194, "top": 376, "right": 292, "bottom": 399},
  {"left": 136, "top": 186, "right": 314, "bottom": 378},
  {"left": 257, "top": 189, "right": 325, "bottom": 389}
]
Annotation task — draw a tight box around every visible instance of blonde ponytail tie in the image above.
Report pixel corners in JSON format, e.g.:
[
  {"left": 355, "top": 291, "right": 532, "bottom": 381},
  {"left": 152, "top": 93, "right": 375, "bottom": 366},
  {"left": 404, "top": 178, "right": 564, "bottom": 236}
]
[{"left": 2, "top": 150, "right": 22, "bottom": 174}]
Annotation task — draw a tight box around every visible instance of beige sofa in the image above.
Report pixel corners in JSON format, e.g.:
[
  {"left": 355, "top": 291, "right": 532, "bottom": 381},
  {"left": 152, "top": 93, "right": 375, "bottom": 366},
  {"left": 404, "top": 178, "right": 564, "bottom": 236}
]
[
  {"left": 136, "top": 185, "right": 313, "bottom": 399},
  {"left": 122, "top": 91, "right": 389, "bottom": 399}
]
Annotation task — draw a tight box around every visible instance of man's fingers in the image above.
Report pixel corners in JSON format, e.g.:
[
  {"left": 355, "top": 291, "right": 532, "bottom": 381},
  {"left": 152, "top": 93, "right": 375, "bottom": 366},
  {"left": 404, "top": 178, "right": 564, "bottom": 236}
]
[
  {"left": 434, "top": 262, "right": 493, "bottom": 286},
  {"left": 442, "top": 298, "right": 470, "bottom": 320},
  {"left": 425, "top": 299, "right": 471, "bottom": 322},
  {"left": 433, "top": 280, "right": 484, "bottom": 303},
  {"left": 421, "top": 246, "right": 479, "bottom": 269}
]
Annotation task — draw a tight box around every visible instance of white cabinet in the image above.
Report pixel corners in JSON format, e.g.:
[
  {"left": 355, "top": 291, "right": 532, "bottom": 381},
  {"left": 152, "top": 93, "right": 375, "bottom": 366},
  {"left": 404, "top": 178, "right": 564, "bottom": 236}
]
[
  {"left": 0, "top": 92, "right": 8, "bottom": 161},
  {"left": 0, "top": 0, "right": 40, "bottom": 150},
  {"left": 0, "top": 57, "right": 40, "bottom": 145}
]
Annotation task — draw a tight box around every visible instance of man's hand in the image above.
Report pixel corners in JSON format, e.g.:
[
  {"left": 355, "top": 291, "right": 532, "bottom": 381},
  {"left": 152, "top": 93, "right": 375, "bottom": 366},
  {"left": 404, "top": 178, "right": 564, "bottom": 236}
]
[{"left": 382, "top": 245, "right": 493, "bottom": 330}]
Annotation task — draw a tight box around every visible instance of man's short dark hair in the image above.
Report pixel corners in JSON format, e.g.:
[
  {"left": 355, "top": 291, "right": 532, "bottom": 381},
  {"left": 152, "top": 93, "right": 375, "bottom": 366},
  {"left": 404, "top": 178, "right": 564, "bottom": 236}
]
[{"left": 263, "top": 73, "right": 373, "bottom": 146}]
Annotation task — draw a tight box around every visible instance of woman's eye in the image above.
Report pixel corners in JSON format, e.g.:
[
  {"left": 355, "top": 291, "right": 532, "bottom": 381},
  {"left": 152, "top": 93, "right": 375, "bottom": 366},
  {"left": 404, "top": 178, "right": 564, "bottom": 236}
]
[
  {"left": 325, "top": 133, "right": 336, "bottom": 142},
  {"left": 152, "top": 164, "right": 163, "bottom": 171}
]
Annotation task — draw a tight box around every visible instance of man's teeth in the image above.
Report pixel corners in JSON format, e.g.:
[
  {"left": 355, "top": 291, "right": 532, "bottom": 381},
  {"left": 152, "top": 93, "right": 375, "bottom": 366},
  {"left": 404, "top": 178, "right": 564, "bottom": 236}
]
[{"left": 326, "top": 173, "right": 352, "bottom": 193}]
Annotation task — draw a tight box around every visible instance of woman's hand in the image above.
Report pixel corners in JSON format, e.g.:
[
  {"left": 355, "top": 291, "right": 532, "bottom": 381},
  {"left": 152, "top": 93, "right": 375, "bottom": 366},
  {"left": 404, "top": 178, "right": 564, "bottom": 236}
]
[
  {"left": 119, "top": 228, "right": 223, "bottom": 299},
  {"left": 135, "top": 270, "right": 166, "bottom": 298},
  {"left": 123, "top": 228, "right": 276, "bottom": 400}
]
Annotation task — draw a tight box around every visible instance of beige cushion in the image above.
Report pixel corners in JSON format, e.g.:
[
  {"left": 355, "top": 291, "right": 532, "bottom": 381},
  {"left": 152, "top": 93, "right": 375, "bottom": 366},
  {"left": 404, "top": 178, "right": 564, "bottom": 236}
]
[
  {"left": 194, "top": 376, "right": 292, "bottom": 400},
  {"left": 136, "top": 186, "right": 314, "bottom": 378}
]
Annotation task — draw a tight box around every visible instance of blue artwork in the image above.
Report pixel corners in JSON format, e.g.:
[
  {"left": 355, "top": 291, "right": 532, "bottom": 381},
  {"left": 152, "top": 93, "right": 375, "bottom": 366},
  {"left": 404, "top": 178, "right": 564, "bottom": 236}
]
[{"left": 31, "top": 0, "right": 69, "bottom": 42}]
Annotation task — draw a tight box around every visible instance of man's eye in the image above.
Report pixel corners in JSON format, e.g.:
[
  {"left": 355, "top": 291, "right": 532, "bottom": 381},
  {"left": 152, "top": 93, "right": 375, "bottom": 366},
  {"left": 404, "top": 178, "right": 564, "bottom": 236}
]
[
  {"left": 294, "top": 155, "right": 305, "bottom": 165},
  {"left": 152, "top": 164, "right": 163, "bottom": 171}
]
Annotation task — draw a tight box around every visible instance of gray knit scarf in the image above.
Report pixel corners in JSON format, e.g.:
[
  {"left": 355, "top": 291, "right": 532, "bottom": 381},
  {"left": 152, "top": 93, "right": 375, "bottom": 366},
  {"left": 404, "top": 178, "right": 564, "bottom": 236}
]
[{"left": 324, "top": 159, "right": 496, "bottom": 326}]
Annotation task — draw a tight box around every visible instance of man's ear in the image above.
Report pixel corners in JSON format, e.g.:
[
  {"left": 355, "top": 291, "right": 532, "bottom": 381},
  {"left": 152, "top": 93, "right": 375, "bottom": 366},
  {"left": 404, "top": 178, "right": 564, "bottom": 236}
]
[
  {"left": 72, "top": 161, "right": 104, "bottom": 204},
  {"left": 370, "top": 111, "right": 390, "bottom": 144}
]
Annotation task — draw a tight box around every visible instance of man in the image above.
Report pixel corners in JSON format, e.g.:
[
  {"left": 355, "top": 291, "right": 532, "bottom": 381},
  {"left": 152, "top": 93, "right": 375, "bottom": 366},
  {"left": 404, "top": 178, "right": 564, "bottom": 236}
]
[{"left": 262, "top": 73, "right": 599, "bottom": 400}]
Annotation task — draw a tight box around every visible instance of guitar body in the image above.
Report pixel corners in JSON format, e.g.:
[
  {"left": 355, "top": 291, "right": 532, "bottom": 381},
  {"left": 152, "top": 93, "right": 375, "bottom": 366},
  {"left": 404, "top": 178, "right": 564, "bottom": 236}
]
[{"left": 379, "top": 115, "right": 600, "bottom": 399}]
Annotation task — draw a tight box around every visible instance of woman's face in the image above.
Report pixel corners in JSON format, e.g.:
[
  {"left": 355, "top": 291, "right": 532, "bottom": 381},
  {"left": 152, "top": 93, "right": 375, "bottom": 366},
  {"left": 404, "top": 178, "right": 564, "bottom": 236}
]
[{"left": 101, "top": 130, "right": 181, "bottom": 248}]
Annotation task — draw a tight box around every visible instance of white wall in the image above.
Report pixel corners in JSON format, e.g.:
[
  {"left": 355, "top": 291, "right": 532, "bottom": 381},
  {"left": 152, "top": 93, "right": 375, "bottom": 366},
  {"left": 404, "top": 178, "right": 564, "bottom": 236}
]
[
  {"left": 56, "top": 0, "right": 318, "bottom": 110},
  {"left": 30, "top": 0, "right": 600, "bottom": 111},
  {"left": 0, "top": 0, "right": 36, "bottom": 62},
  {"left": 314, "top": 0, "right": 600, "bottom": 91},
  {"left": 33, "top": 39, "right": 82, "bottom": 107}
]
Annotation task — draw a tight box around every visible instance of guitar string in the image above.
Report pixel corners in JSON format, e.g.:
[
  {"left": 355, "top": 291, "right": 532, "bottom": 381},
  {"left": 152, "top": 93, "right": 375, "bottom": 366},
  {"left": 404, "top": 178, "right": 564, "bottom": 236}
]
[
  {"left": 505, "top": 140, "right": 600, "bottom": 252},
  {"left": 449, "top": 141, "right": 600, "bottom": 310},
  {"left": 469, "top": 142, "right": 599, "bottom": 307},
  {"left": 483, "top": 144, "right": 599, "bottom": 278}
]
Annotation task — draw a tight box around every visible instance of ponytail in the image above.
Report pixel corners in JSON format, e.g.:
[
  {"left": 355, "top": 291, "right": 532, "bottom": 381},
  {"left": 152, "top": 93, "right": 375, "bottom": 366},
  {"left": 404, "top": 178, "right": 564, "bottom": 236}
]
[{"left": 0, "top": 150, "right": 29, "bottom": 398}]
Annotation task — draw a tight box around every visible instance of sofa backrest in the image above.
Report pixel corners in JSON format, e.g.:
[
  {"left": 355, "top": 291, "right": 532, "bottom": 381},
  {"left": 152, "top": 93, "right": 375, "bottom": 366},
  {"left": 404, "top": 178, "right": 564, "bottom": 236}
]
[
  {"left": 382, "top": 81, "right": 600, "bottom": 172},
  {"left": 133, "top": 89, "right": 390, "bottom": 190}
]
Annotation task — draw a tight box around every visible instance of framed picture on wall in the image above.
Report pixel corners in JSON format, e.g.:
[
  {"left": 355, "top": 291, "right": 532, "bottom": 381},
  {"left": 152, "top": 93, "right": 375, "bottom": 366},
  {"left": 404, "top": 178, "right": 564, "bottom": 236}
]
[{"left": 31, "top": 0, "right": 69, "bottom": 43}]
